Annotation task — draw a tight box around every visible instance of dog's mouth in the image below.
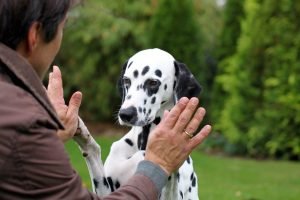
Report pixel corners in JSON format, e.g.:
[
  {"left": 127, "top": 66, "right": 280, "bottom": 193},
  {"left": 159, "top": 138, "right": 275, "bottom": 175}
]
[{"left": 119, "top": 117, "right": 153, "bottom": 127}]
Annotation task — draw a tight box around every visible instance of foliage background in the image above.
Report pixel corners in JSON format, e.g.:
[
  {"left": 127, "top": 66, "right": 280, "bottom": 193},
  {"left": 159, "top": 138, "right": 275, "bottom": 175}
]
[{"left": 56, "top": 0, "right": 300, "bottom": 160}]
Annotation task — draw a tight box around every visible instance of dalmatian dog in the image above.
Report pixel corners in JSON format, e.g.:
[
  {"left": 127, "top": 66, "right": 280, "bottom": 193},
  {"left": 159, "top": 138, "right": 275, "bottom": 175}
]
[{"left": 74, "top": 48, "right": 201, "bottom": 199}]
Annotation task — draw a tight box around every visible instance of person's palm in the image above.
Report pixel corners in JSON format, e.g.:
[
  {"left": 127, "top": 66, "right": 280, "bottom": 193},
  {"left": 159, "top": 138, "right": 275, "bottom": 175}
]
[{"left": 47, "top": 66, "right": 82, "bottom": 142}]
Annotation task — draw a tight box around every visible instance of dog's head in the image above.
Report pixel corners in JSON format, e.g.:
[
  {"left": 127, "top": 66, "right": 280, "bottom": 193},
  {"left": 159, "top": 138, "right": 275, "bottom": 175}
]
[{"left": 117, "top": 48, "right": 201, "bottom": 126}]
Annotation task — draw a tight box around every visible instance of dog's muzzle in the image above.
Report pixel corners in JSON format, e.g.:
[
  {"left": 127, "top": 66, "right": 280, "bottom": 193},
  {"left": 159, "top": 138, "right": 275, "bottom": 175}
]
[{"left": 119, "top": 106, "right": 138, "bottom": 125}]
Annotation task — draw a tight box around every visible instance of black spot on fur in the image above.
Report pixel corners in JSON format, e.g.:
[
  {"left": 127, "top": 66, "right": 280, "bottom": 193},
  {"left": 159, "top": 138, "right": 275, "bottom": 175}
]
[
  {"left": 187, "top": 156, "right": 191, "bottom": 164},
  {"left": 107, "top": 177, "right": 115, "bottom": 192},
  {"left": 137, "top": 85, "right": 140, "bottom": 90},
  {"left": 127, "top": 61, "right": 133, "bottom": 69},
  {"left": 134, "top": 70, "right": 138, "bottom": 78},
  {"left": 93, "top": 178, "right": 99, "bottom": 189},
  {"left": 177, "top": 172, "right": 180, "bottom": 182},
  {"left": 153, "top": 117, "right": 161, "bottom": 125},
  {"left": 191, "top": 173, "right": 196, "bottom": 187},
  {"left": 189, "top": 187, "right": 192, "bottom": 192},
  {"left": 168, "top": 176, "right": 172, "bottom": 181},
  {"left": 164, "top": 84, "right": 167, "bottom": 90},
  {"left": 126, "top": 95, "right": 131, "bottom": 100},
  {"left": 192, "top": 177, "right": 196, "bottom": 187},
  {"left": 144, "top": 99, "right": 147, "bottom": 105},
  {"left": 151, "top": 97, "right": 156, "bottom": 104},
  {"left": 143, "top": 108, "right": 146, "bottom": 114},
  {"left": 190, "top": 172, "right": 194, "bottom": 181},
  {"left": 137, "top": 125, "right": 151, "bottom": 150},
  {"left": 125, "top": 138, "right": 134, "bottom": 146},
  {"left": 155, "top": 69, "right": 162, "bottom": 77},
  {"left": 148, "top": 109, "right": 152, "bottom": 115},
  {"left": 138, "top": 107, "right": 142, "bottom": 113},
  {"left": 180, "top": 191, "right": 183, "bottom": 199},
  {"left": 82, "top": 152, "right": 88, "bottom": 157},
  {"left": 161, "top": 101, "right": 166, "bottom": 105},
  {"left": 103, "top": 177, "right": 109, "bottom": 188},
  {"left": 115, "top": 180, "right": 120, "bottom": 189},
  {"left": 142, "top": 66, "right": 150, "bottom": 75}
]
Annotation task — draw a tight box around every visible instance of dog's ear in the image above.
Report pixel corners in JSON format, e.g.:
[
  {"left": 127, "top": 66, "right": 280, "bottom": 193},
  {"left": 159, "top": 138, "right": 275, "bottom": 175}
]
[
  {"left": 117, "top": 61, "right": 128, "bottom": 103},
  {"left": 174, "top": 60, "right": 202, "bottom": 102}
]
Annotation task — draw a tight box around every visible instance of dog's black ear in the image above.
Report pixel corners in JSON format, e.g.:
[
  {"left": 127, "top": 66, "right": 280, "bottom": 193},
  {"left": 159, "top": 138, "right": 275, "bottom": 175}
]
[
  {"left": 117, "top": 61, "right": 128, "bottom": 103},
  {"left": 174, "top": 60, "right": 202, "bottom": 102}
]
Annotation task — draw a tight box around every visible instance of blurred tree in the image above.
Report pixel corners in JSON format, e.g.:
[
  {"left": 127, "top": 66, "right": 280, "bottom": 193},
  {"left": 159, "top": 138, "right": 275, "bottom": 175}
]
[
  {"left": 215, "top": 0, "right": 300, "bottom": 159},
  {"left": 147, "top": 0, "right": 208, "bottom": 105},
  {"left": 211, "top": 0, "right": 245, "bottom": 150},
  {"left": 195, "top": 0, "right": 223, "bottom": 123},
  {"left": 56, "top": 0, "right": 152, "bottom": 121},
  {"left": 217, "top": 0, "right": 245, "bottom": 60}
]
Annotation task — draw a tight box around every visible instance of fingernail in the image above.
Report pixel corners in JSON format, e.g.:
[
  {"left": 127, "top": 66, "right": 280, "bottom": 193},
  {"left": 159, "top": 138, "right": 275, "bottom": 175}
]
[
  {"left": 180, "top": 97, "right": 189, "bottom": 105},
  {"left": 53, "top": 65, "right": 59, "bottom": 72},
  {"left": 190, "top": 97, "right": 199, "bottom": 105},
  {"left": 205, "top": 125, "right": 212, "bottom": 132},
  {"left": 199, "top": 107, "right": 206, "bottom": 114}
]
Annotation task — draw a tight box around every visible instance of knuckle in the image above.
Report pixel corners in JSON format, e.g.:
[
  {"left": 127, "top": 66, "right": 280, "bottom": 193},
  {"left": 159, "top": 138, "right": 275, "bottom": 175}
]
[{"left": 179, "top": 116, "right": 188, "bottom": 124}]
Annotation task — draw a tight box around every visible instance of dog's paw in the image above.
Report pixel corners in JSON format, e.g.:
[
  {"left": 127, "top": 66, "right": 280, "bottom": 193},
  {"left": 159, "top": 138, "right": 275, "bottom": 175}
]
[{"left": 73, "top": 117, "right": 91, "bottom": 146}]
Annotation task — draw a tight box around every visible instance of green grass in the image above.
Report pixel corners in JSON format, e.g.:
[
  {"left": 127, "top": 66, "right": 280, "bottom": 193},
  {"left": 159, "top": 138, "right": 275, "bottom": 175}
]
[{"left": 65, "top": 135, "right": 300, "bottom": 200}]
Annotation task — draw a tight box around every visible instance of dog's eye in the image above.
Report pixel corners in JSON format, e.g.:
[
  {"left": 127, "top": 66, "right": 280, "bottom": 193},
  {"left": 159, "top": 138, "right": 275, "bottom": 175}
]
[
  {"left": 148, "top": 79, "right": 159, "bottom": 87},
  {"left": 123, "top": 77, "right": 131, "bottom": 87}
]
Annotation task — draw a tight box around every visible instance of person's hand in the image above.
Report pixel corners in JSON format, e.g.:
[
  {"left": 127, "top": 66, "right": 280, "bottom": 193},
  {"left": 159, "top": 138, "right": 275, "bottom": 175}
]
[
  {"left": 47, "top": 65, "right": 82, "bottom": 142},
  {"left": 144, "top": 97, "right": 211, "bottom": 175}
]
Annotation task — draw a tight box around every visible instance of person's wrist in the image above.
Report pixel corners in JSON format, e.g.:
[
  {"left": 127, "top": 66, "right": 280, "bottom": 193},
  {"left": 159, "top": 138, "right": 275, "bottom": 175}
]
[
  {"left": 136, "top": 160, "right": 168, "bottom": 193},
  {"left": 144, "top": 155, "right": 172, "bottom": 176}
]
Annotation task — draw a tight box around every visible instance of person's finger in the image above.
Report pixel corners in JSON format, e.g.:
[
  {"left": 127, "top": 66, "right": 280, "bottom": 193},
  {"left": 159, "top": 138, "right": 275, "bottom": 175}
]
[
  {"left": 47, "top": 72, "right": 53, "bottom": 91},
  {"left": 183, "top": 107, "right": 206, "bottom": 137},
  {"left": 163, "top": 97, "right": 189, "bottom": 128},
  {"left": 160, "top": 110, "right": 169, "bottom": 123},
  {"left": 66, "top": 91, "right": 82, "bottom": 119},
  {"left": 173, "top": 97, "right": 199, "bottom": 133},
  {"left": 188, "top": 125, "right": 212, "bottom": 150},
  {"left": 48, "top": 66, "right": 64, "bottom": 102}
]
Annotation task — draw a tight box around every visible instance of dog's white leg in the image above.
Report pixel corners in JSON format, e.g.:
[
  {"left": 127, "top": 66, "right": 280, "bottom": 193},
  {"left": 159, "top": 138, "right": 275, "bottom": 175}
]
[
  {"left": 178, "top": 158, "right": 199, "bottom": 200},
  {"left": 103, "top": 129, "right": 145, "bottom": 189},
  {"left": 73, "top": 117, "right": 110, "bottom": 196}
]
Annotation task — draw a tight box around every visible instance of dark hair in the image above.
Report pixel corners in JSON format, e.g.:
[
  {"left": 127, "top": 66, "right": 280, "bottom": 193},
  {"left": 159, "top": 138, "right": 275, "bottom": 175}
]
[{"left": 0, "top": 0, "right": 73, "bottom": 49}]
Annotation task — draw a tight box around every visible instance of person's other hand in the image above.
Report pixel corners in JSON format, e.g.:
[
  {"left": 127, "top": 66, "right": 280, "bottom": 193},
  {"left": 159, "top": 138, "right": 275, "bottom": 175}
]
[
  {"left": 144, "top": 97, "right": 211, "bottom": 175},
  {"left": 47, "top": 65, "right": 82, "bottom": 142}
]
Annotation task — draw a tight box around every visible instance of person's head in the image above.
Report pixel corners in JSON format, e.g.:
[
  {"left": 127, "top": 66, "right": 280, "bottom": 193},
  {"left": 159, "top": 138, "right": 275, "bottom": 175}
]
[{"left": 0, "top": 0, "right": 76, "bottom": 78}]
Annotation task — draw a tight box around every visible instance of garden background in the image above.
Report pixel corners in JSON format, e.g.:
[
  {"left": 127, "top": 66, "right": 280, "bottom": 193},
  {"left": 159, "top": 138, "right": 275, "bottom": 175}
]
[{"left": 55, "top": 0, "right": 300, "bottom": 199}]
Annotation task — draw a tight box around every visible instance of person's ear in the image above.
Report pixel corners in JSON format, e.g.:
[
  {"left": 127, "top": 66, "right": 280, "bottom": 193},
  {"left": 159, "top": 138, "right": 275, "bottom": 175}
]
[{"left": 26, "top": 22, "right": 42, "bottom": 54}]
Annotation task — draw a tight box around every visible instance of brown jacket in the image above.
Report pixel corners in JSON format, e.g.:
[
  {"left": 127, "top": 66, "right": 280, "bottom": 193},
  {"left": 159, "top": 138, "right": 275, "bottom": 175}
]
[{"left": 0, "top": 43, "right": 164, "bottom": 200}]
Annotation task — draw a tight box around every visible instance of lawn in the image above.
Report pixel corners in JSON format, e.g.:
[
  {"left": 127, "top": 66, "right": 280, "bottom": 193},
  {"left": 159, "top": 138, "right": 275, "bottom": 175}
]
[{"left": 65, "top": 135, "right": 300, "bottom": 200}]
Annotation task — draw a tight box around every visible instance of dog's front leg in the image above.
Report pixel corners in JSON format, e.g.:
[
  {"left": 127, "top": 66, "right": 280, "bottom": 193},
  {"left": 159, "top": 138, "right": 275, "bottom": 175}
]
[{"left": 73, "top": 117, "right": 110, "bottom": 196}]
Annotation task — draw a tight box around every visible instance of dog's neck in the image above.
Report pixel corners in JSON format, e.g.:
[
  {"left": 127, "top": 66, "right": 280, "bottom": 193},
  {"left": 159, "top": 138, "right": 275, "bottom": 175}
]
[{"left": 136, "top": 98, "right": 176, "bottom": 150}]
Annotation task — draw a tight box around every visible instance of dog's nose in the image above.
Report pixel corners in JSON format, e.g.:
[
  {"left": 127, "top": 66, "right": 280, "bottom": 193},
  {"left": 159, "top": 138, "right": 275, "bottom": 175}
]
[{"left": 119, "top": 106, "right": 138, "bottom": 124}]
